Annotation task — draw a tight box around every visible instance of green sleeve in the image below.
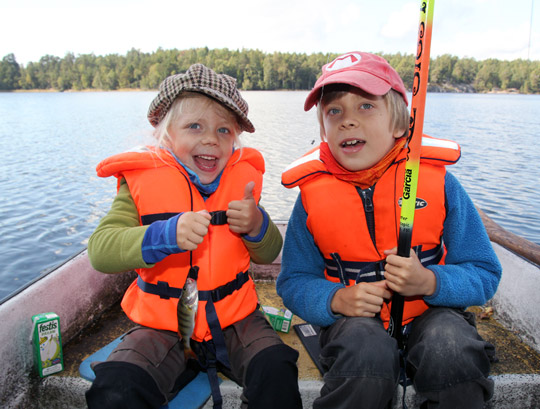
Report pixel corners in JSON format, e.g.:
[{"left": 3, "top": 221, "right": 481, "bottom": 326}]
[
  {"left": 88, "top": 179, "right": 153, "bottom": 273},
  {"left": 242, "top": 207, "right": 283, "bottom": 265},
  {"left": 89, "top": 181, "right": 283, "bottom": 271}
]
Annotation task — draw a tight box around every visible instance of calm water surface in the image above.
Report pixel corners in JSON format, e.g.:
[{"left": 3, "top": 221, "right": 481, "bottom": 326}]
[{"left": 0, "top": 91, "right": 539, "bottom": 301}]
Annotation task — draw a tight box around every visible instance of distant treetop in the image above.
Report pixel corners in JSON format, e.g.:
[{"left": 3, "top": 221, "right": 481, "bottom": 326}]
[{"left": 1, "top": 48, "right": 539, "bottom": 93}]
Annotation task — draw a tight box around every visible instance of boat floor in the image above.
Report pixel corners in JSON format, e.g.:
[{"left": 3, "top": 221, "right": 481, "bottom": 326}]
[{"left": 60, "top": 281, "right": 540, "bottom": 382}]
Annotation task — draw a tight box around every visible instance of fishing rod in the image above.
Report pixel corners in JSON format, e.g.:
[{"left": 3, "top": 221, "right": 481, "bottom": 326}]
[{"left": 388, "top": 0, "right": 435, "bottom": 349}]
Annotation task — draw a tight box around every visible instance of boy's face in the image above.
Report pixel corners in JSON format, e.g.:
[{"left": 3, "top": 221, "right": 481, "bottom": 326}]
[
  {"left": 321, "top": 89, "right": 404, "bottom": 172},
  {"left": 169, "top": 95, "right": 238, "bottom": 184}
]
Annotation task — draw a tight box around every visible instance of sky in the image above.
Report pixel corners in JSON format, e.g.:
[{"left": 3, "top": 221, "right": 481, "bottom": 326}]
[{"left": 1, "top": 0, "right": 539, "bottom": 66}]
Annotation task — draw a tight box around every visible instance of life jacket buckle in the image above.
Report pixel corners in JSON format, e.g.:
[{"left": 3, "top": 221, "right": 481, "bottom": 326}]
[
  {"left": 156, "top": 281, "right": 172, "bottom": 299},
  {"left": 209, "top": 211, "right": 227, "bottom": 225}
]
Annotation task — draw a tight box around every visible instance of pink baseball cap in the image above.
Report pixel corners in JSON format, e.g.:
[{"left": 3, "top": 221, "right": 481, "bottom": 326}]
[{"left": 304, "top": 51, "right": 408, "bottom": 111}]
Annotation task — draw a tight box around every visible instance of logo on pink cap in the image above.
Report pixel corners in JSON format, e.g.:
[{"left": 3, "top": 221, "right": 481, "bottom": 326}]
[{"left": 325, "top": 52, "right": 362, "bottom": 72}]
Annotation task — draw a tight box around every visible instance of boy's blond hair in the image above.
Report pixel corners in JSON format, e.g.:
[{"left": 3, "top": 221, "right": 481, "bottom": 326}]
[{"left": 316, "top": 85, "right": 409, "bottom": 139}]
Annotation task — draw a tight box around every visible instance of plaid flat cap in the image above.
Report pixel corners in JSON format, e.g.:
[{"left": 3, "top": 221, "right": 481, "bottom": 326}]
[{"left": 147, "top": 63, "right": 255, "bottom": 133}]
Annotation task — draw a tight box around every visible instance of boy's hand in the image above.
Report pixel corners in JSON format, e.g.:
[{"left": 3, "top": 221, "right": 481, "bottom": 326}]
[
  {"left": 176, "top": 210, "right": 211, "bottom": 251},
  {"left": 383, "top": 247, "right": 437, "bottom": 297},
  {"left": 330, "top": 281, "right": 392, "bottom": 317},
  {"left": 227, "top": 181, "right": 263, "bottom": 237}
]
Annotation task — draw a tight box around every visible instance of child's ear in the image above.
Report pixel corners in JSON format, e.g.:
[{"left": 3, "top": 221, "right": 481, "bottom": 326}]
[
  {"left": 319, "top": 125, "right": 327, "bottom": 141},
  {"left": 393, "top": 127, "right": 407, "bottom": 139}
]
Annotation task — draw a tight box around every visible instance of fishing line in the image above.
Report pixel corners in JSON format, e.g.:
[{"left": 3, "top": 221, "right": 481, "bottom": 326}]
[{"left": 317, "top": 53, "right": 331, "bottom": 108}]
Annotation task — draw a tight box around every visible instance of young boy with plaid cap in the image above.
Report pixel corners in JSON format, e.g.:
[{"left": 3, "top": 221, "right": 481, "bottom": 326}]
[
  {"left": 277, "top": 52, "right": 502, "bottom": 408},
  {"left": 86, "top": 64, "right": 302, "bottom": 409}
]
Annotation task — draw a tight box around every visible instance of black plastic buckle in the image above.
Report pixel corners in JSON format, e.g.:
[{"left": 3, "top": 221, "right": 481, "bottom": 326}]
[{"left": 209, "top": 210, "right": 227, "bottom": 225}]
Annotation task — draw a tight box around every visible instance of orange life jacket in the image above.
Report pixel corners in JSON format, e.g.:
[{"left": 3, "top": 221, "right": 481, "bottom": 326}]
[
  {"left": 282, "top": 135, "right": 461, "bottom": 327},
  {"left": 97, "top": 146, "right": 264, "bottom": 342}
]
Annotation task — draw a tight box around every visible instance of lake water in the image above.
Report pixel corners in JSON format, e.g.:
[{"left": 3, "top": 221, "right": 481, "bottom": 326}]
[{"left": 0, "top": 91, "right": 539, "bottom": 301}]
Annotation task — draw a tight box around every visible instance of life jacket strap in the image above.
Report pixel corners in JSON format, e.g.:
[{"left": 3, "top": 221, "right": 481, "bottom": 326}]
[
  {"left": 196, "top": 271, "right": 251, "bottom": 368},
  {"left": 325, "top": 242, "right": 444, "bottom": 284},
  {"left": 198, "top": 270, "right": 251, "bottom": 303},
  {"left": 204, "top": 298, "right": 231, "bottom": 369},
  {"left": 140, "top": 210, "right": 228, "bottom": 226},
  {"left": 196, "top": 271, "right": 252, "bottom": 409},
  {"left": 136, "top": 269, "right": 250, "bottom": 301},
  {"left": 209, "top": 210, "right": 228, "bottom": 225},
  {"left": 330, "top": 252, "right": 348, "bottom": 286},
  {"left": 206, "top": 364, "right": 223, "bottom": 409},
  {"left": 196, "top": 270, "right": 250, "bottom": 369},
  {"left": 140, "top": 212, "right": 179, "bottom": 225},
  {"left": 191, "top": 340, "right": 224, "bottom": 409},
  {"left": 136, "top": 276, "right": 183, "bottom": 299}
]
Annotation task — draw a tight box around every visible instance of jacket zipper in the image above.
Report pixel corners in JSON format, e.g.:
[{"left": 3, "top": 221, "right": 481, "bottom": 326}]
[{"left": 358, "top": 186, "right": 383, "bottom": 266}]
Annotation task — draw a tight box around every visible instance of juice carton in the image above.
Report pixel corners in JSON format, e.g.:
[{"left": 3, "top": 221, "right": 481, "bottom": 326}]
[
  {"left": 31, "top": 312, "right": 64, "bottom": 377},
  {"left": 261, "top": 305, "right": 293, "bottom": 333}
]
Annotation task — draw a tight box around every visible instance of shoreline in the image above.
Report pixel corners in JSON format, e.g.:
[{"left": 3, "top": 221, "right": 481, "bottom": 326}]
[{"left": 7, "top": 88, "right": 153, "bottom": 93}]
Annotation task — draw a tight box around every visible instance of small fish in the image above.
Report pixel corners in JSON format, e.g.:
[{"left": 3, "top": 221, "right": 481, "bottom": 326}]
[{"left": 177, "top": 277, "right": 198, "bottom": 359}]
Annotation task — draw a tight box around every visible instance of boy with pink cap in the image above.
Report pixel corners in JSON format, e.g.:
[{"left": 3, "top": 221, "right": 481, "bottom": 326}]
[{"left": 277, "top": 52, "right": 501, "bottom": 408}]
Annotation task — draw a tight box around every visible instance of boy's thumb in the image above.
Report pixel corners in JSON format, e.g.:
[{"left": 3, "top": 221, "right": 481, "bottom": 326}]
[
  {"left": 196, "top": 210, "right": 212, "bottom": 220},
  {"left": 243, "top": 181, "right": 255, "bottom": 200}
]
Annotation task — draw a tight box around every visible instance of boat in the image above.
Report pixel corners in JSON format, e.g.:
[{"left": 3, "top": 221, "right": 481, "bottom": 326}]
[{"left": 1, "top": 212, "right": 539, "bottom": 408}]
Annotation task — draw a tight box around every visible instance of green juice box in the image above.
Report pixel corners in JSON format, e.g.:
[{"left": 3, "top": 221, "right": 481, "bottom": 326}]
[
  {"left": 262, "top": 305, "right": 293, "bottom": 333},
  {"left": 32, "top": 312, "right": 64, "bottom": 377}
]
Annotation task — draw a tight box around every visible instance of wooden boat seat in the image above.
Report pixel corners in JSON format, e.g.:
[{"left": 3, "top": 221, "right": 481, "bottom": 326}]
[{"left": 79, "top": 335, "right": 215, "bottom": 409}]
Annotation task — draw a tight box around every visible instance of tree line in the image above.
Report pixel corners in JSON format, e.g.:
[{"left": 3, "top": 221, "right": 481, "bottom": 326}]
[{"left": 1, "top": 47, "right": 539, "bottom": 93}]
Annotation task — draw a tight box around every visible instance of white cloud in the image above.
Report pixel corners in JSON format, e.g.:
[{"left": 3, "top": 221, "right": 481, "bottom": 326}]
[
  {"left": 1, "top": 0, "right": 539, "bottom": 64},
  {"left": 381, "top": 2, "right": 418, "bottom": 39},
  {"left": 434, "top": 21, "right": 535, "bottom": 60}
]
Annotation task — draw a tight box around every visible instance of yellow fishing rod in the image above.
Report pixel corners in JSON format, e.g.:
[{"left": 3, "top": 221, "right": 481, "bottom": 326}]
[{"left": 388, "top": 0, "right": 435, "bottom": 349}]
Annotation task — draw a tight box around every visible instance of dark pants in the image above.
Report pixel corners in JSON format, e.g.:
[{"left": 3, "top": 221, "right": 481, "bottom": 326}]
[
  {"left": 86, "top": 309, "right": 302, "bottom": 409},
  {"left": 313, "top": 307, "right": 494, "bottom": 409}
]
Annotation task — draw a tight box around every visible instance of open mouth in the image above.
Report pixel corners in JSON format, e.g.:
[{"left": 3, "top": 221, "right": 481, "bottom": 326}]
[
  {"left": 341, "top": 139, "right": 365, "bottom": 148},
  {"left": 194, "top": 155, "right": 218, "bottom": 171}
]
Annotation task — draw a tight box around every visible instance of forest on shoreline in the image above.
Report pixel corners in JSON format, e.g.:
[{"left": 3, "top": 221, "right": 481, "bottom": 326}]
[{"left": 1, "top": 47, "right": 539, "bottom": 94}]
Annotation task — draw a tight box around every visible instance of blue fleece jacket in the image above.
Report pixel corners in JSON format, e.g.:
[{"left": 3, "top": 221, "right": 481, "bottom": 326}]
[{"left": 276, "top": 171, "right": 502, "bottom": 328}]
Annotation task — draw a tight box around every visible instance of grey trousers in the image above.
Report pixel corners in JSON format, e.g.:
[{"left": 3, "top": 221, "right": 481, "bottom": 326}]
[{"left": 313, "top": 307, "right": 494, "bottom": 409}]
